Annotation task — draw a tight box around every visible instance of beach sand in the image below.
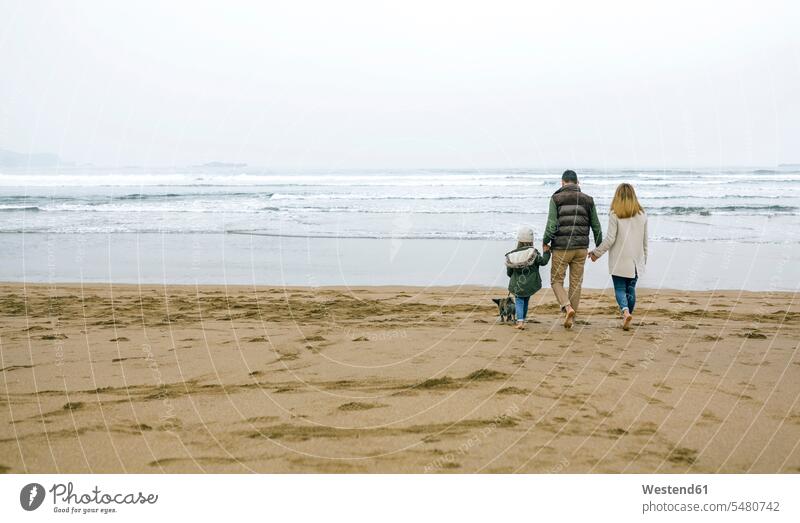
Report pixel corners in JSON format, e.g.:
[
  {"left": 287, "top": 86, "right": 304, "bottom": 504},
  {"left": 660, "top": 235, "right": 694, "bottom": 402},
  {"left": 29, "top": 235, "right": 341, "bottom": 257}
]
[{"left": 1, "top": 283, "right": 798, "bottom": 473}]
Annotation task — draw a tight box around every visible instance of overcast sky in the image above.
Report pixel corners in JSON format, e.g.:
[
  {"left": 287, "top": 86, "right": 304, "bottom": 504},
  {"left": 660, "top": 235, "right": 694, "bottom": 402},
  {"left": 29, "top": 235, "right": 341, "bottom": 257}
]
[{"left": 1, "top": 0, "right": 798, "bottom": 169}]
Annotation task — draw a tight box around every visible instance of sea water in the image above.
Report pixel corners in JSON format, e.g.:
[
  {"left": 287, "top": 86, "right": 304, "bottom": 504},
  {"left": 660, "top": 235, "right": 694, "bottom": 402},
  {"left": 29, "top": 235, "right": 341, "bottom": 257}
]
[{"left": 1, "top": 166, "right": 798, "bottom": 290}]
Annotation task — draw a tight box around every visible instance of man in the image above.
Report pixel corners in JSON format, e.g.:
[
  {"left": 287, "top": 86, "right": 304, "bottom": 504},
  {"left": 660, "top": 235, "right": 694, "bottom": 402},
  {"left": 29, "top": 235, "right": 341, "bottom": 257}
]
[{"left": 542, "top": 170, "right": 603, "bottom": 328}]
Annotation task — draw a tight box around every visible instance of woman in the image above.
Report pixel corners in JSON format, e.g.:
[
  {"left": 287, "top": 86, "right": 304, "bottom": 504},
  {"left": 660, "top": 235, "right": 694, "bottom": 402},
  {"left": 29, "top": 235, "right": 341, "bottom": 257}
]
[{"left": 589, "top": 183, "right": 647, "bottom": 330}]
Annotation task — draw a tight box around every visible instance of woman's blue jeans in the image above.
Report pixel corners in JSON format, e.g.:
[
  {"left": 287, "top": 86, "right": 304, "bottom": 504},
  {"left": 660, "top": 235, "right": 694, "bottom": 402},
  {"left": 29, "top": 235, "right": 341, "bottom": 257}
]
[
  {"left": 611, "top": 273, "right": 638, "bottom": 314},
  {"left": 515, "top": 296, "right": 530, "bottom": 322}
]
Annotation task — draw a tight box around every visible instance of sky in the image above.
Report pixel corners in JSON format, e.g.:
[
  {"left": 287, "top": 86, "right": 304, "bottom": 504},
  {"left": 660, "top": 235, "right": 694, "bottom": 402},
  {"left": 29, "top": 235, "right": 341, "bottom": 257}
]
[{"left": 0, "top": 0, "right": 798, "bottom": 169}]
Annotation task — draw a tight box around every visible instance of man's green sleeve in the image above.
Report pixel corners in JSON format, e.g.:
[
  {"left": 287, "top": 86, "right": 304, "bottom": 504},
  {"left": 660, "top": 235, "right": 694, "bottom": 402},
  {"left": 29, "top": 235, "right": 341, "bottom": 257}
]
[
  {"left": 542, "top": 198, "right": 558, "bottom": 245},
  {"left": 590, "top": 204, "right": 603, "bottom": 246}
]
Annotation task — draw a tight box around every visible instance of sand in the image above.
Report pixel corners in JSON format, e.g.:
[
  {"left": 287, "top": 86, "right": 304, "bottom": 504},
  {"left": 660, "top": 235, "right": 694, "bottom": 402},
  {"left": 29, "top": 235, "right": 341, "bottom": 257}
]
[{"left": 1, "top": 283, "right": 798, "bottom": 473}]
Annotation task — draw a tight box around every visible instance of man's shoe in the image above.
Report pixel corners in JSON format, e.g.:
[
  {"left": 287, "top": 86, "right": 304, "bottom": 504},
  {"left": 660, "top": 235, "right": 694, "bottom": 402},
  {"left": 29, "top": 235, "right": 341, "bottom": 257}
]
[{"left": 564, "top": 308, "right": 575, "bottom": 329}]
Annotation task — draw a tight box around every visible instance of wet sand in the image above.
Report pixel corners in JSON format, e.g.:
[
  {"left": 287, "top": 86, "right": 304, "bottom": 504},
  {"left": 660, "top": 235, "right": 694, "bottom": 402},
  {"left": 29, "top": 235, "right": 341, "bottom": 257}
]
[
  {"left": 1, "top": 283, "right": 798, "bottom": 473},
  {"left": 3, "top": 233, "right": 799, "bottom": 291}
]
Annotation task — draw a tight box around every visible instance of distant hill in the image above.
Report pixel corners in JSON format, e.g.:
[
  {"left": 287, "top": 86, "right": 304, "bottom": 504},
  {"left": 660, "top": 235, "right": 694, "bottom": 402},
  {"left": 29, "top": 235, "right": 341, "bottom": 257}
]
[{"left": 0, "top": 148, "right": 61, "bottom": 167}]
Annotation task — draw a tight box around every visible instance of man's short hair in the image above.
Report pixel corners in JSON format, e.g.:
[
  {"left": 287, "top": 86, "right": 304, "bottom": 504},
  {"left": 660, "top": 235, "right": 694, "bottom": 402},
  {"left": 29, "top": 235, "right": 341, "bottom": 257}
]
[{"left": 562, "top": 170, "right": 578, "bottom": 183}]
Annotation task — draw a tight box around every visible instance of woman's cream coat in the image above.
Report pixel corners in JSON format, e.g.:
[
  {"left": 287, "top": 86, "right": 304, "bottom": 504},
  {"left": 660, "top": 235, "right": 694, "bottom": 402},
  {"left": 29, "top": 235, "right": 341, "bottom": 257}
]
[{"left": 592, "top": 211, "right": 648, "bottom": 278}]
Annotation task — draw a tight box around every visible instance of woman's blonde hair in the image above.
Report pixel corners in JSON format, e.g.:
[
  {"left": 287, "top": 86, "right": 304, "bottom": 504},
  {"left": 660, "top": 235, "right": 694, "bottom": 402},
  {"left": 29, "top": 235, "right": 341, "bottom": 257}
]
[{"left": 610, "top": 183, "right": 644, "bottom": 219}]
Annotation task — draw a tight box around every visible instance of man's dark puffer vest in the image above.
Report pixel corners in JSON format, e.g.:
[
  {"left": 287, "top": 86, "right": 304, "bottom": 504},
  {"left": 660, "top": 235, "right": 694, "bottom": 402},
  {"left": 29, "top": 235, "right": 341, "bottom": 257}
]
[{"left": 551, "top": 184, "right": 594, "bottom": 250}]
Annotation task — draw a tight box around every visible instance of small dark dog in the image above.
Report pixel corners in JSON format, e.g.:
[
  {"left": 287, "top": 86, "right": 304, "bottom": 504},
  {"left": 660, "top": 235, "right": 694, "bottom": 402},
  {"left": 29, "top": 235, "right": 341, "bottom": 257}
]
[{"left": 492, "top": 297, "right": 516, "bottom": 323}]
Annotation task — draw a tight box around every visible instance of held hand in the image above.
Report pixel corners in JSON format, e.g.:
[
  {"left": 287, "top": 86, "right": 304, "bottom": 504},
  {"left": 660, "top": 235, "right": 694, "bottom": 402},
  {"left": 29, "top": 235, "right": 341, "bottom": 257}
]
[
  {"left": 542, "top": 243, "right": 550, "bottom": 253},
  {"left": 588, "top": 252, "right": 598, "bottom": 262}
]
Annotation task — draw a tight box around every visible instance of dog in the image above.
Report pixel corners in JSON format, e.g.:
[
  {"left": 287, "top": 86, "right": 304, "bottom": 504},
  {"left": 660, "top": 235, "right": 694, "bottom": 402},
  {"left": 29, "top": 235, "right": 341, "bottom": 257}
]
[{"left": 492, "top": 296, "right": 516, "bottom": 323}]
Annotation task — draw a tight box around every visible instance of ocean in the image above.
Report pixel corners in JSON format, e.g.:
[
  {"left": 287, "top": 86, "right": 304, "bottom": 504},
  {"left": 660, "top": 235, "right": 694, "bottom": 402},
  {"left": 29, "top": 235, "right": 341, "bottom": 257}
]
[{"left": 1, "top": 167, "right": 799, "bottom": 290}]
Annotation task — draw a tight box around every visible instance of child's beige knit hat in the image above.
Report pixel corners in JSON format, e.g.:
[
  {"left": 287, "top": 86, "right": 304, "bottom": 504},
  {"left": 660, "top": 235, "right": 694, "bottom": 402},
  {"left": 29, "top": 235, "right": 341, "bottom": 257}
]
[{"left": 517, "top": 225, "right": 534, "bottom": 243}]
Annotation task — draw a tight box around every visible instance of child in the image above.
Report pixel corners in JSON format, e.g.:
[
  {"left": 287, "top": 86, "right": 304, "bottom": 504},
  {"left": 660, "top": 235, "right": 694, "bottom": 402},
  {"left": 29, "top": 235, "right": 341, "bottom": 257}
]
[{"left": 505, "top": 226, "right": 551, "bottom": 330}]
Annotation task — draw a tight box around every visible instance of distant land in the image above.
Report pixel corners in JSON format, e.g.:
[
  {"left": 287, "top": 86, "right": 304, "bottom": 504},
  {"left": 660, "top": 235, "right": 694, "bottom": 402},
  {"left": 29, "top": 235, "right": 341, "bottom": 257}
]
[
  {"left": 0, "top": 151, "right": 250, "bottom": 169},
  {"left": 0, "top": 148, "right": 64, "bottom": 167}
]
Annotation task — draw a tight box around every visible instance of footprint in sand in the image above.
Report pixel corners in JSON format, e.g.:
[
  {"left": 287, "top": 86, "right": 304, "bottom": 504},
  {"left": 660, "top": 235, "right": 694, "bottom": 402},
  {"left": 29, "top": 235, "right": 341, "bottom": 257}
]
[
  {"left": 631, "top": 422, "right": 658, "bottom": 436},
  {"left": 40, "top": 333, "right": 68, "bottom": 340},
  {"left": 496, "top": 386, "right": 530, "bottom": 395},
  {"left": 148, "top": 457, "right": 240, "bottom": 467},
  {"left": 273, "top": 386, "right": 297, "bottom": 393},
  {"left": 465, "top": 369, "right": 508, "bottom": 381},
  {"left": 739, "top": 330, "right": 768, "bottom": 339},
  {"left": 0, "top": 364, "right": 33, "bottom": 372},
  {"left": 652, "top": 382, "right": 673, "bottom": 393},
  {"left": 416, "top": 377, "right": 458, "bottom": 390},
  {"left": 338, "top": 402, "right": 387, "bottom": 411},
  {"left": 509, "top": 356, "right": 526, "bottom": 366},
  {"left": 667, "top": 446, "right": 698, "bottom": 465},
  {"left": 111, "top": 357, "right": 143, "bottom": 363}
]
